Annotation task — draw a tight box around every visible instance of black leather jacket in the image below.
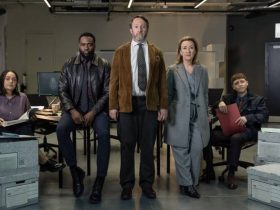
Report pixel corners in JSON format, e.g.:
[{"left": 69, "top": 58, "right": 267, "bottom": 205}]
[{"left": 59, "top": 53, "right": 111, "bottom": 115}]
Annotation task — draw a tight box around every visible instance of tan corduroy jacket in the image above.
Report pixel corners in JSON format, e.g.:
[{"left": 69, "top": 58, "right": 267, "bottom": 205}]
[{"left": 109, "top": 42, "right": 168, "bottom": 112}]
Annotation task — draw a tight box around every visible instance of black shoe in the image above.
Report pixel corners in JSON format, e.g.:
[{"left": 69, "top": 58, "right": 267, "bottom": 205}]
[
  {"left": 121, "top": 187, "right": 132, "bottom": 200},
  {"left": 200, "top": 168, "right": 216, "bottom": 183},
  {"left": 142, "top": 187, "right": 156, "bottom": 199},
  {"left": 89, "top": 176, "right": 105, "bottom": 204},
  {"left": 227, "top": 174, "right": 238, "bottom": 190},
  {"left": 180, "top": 185, "right": 200, "bottom": 199},
  {"left": 40, "top": 159, "right": 66, "bottom": 172},
  {"left": 71, "top": 167, "right": 85, "bottom": 197}
]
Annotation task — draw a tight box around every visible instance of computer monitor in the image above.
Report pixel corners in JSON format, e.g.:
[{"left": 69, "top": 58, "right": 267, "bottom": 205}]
[
  {"left": 37, "top": 72, "right": 61, "bottom": 96},
  {"left": 208, "top": 88, "right": 223, "bottom": 107}
]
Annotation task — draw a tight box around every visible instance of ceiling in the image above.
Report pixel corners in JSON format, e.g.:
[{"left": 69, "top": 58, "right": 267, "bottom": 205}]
[{"left": 0, "top": 0, "right": 279, "bottom": 15}]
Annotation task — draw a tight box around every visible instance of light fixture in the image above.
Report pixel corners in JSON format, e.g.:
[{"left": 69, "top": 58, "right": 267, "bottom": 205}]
[
  {"left": 44, "top": 0, "right": 51, "bottom": 8},
  {"left": 268, "top": 1, "right": 280, "bottom": 8},
  {"left": 128, "top": 0, "right": 133, "bottom": 9},
  {"left": 194, "top": 0, "right": 207, "bottom": 9}
]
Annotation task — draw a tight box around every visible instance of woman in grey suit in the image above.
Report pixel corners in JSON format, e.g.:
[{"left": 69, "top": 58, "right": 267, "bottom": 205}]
[{"left": 165, "top": 36, "right": 210, "bottom": 199}]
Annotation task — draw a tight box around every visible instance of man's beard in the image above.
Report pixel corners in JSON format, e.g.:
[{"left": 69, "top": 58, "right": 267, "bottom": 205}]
[
  {"left": 80, "top": 50, "right": 94, "bottom": 61},
  {"left": 134, "top": 33, "right": 146, "bottom": 42}
]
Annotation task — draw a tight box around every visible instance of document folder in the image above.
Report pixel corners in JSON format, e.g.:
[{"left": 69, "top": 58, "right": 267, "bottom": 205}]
[{"left": 216, "top": 103, "right": 246, "bottom": 136}]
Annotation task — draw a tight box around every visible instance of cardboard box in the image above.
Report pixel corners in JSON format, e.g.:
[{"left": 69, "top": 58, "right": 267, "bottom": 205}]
[
  {"left": 0, "top": 168, "right": 39, "bottom": 209},
  {"left": 247, "top": 164, "right": 280, "bottom": 208},
  {"left": 257, "top": 130, "right": 280, "bottom": 163},
  {"left": 0, "top": 137, "right": 38, "bottom": 174}
]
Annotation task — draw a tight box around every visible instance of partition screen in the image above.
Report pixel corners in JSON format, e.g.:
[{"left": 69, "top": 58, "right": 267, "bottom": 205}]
[
  {"left": 208, "top": 88, "right": 223, "bottom": 107},
  {"left": 37, "top": 72, "right": 61, "bottom": 96}
]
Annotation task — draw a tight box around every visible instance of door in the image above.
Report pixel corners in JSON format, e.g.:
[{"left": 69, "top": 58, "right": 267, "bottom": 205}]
[
  {"left": 26, "top": 33, "right": 54, "bottom": 93},
  {"left": 265, "top": 42, "right": 280, "bottom": 117}
]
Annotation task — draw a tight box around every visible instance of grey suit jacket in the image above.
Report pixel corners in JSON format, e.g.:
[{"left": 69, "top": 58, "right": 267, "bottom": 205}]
[{"left": 165, "top": 63, "right": 210, "bottom": 148}]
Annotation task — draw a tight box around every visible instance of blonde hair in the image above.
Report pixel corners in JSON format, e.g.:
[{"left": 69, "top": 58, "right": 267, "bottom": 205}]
[{"left": 176, "top": 36, "right": 198, "bottom": 64}]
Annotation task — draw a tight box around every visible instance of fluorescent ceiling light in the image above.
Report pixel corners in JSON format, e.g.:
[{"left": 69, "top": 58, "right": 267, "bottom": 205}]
[
  {"left": 268, "top": 1, "right": 280, "bottom": 8},
  {"left": 194, "top": 0, "right": 207, "bottom": 9},
  {"left": 128, "top": 0, "right": 133, "bottom": 8},
  {"left": 44, "top": 0, "right": 51, "bottom": 8}
]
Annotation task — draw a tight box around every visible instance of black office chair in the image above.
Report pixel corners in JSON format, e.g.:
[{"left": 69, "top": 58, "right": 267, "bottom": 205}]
[
  {"left": 27, "top": 94, "right": 59, "bottom": 158},
  {"left": 211, "top": 137, "right": 256, "bottom": 182},
  {"left": 209, "top": 126, "right": 256, "bottom": 183}
]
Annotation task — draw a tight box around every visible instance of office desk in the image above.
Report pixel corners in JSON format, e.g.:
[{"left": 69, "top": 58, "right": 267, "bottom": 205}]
[{"left": 36, "top": 114, "right": 60, "bottom": 122}]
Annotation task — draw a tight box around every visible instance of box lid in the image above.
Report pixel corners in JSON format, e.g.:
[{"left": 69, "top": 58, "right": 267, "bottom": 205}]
[{"left": 247, "top": 164, "right": 280, "bottom": 181}]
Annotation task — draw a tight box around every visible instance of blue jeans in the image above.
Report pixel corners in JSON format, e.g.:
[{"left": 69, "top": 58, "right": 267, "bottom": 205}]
[{"left": 56, "top": 111, "right": 110, "bottom": 177}]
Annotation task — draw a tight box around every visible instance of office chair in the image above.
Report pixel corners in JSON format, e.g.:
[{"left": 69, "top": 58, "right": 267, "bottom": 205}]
[
  {"left": 204, "top": 125, "right": 256, "bottom": 184},
  {"left": 212, "top": 135, "right": 256, "bottom": 182},
  {"left": 27, "top": 94, "right": 58, "bottom": 157}
]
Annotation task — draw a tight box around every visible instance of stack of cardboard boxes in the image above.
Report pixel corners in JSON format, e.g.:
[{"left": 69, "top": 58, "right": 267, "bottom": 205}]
[
  {"left": 247, "top": 128, "right": 280, "bottom": 208},
  {"left": 0, "top": 136, "right": 39, "bottom": 209}
]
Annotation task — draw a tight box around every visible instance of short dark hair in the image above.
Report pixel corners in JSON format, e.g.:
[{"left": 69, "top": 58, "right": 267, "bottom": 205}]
[
  {"left": 176, "top": 36, "right": 199, "bottom": 64},
  {"left": 129, "top": 15, "right": 149, "bottom": 29},
  {"left": 231, "top": 73, "right": 247, "bottom": 85},
  {"left": 78, "top": 32, "right": 96, "bottom": 43},
  {"left": 0, "top": 70, "right": 20, "bottom": 96}
]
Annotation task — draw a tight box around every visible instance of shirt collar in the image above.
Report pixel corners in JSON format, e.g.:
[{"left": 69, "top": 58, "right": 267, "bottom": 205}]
[{"left": 131, "top": 39, "right": 148, "bottom": 48}]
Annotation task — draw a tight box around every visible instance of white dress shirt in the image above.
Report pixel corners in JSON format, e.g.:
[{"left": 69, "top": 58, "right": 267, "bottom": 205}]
[{"left": 130, "top": 40, "right": 149, "bottom": 96}]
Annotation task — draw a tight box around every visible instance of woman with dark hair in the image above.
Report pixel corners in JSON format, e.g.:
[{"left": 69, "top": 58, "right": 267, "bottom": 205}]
[
  {"left": 0, "top": 70, "right": 64, "bottom": 172},
  {"left": 165, "top": 36, "right": 210, "bottom": 198}
]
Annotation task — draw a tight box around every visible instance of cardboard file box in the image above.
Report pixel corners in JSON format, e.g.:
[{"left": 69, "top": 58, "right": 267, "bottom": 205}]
[
  {"left": 257, "top": 131, "right": 280, "bottom": 164},
  {"left": 0, "top": 168, "right": 39, "bottom": 210},
  {"left": 0, "top": 137, "right": 38, "bottom": 174},
  {"left": 247, "top": 164, "right": 280, "bottom": 208}
]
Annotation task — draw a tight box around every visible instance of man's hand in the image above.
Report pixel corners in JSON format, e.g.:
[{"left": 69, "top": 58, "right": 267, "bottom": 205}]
[
  {"left": 218, "top": 101, "right": 227, "bottom": 113},
  {"left": 70, "top": 109, "right": 84, "bottom": 125},
  {"left": 158, "top": 109, "right": 168, "bottom": 122},
  {"left": 235, "top": 116, "right": 247, "bottom": 127},
  {"left": 84, "top": 111, "right": 95, "bottom": 126},
  {"left": 109, "top": 109, "right": 118, "bottom": 121}
]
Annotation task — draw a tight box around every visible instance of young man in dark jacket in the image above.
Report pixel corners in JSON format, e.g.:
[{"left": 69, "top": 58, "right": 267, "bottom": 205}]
[
  {"left": 202, "top": 73, "right": 269, "bottom": 189},
  {"left": 56, "top": 32, "right": 111, "bottom": 203}
]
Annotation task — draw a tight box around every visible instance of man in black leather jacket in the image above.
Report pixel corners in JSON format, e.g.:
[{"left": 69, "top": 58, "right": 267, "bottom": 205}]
[
  {"left": 56, "top": 32, "right": 111, "bottom": 203},
  {"left": 202, "top": 73, "right": 269, "bottom": 189}
]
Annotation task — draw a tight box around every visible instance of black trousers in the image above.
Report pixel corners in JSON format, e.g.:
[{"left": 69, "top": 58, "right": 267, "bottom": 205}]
[
  {"left": 118, "top": 96, "right": 157, "bottom": 189},
  {"left": 204, "top": 127, "right": 256, "bottom": 171}
]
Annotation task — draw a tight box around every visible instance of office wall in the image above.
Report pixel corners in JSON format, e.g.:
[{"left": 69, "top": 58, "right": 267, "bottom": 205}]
[
  {"left": 227, "top": 13, "right": 280, "bottom": 95},
  {"left": 0, "top": 15, "right": 6, "bottom": 71},
  {"left": 4, "top": 4, "right": 226, "bottom": 93}
]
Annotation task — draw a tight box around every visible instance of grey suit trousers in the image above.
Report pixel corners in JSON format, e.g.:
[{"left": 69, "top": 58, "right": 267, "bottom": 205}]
[{"left": 172, "top": 122, "right": 203, "bottom": 186}]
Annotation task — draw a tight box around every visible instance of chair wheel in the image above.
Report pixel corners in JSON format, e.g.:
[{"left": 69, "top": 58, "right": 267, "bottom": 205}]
[{"left": 218, "top": 175, "right": 225, "bottom": 182}]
